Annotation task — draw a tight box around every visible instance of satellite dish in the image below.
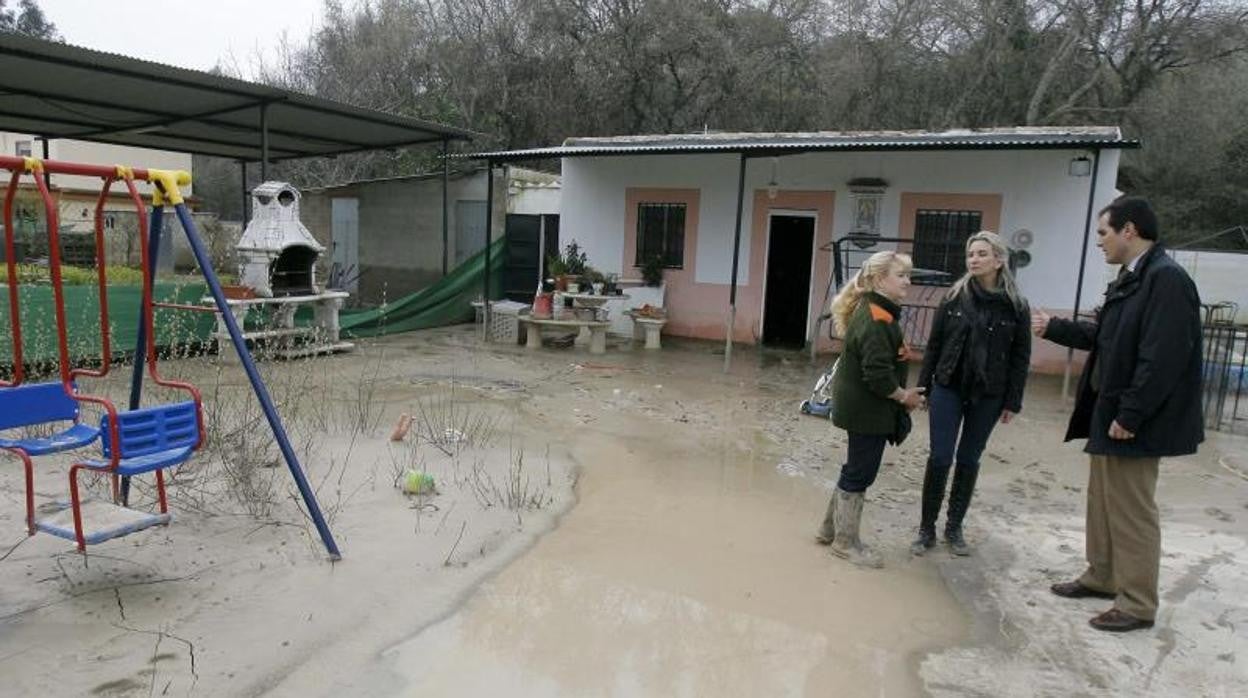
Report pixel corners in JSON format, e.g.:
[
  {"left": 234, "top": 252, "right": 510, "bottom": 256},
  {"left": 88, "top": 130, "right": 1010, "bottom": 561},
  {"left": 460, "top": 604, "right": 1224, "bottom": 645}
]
[{"left": 1011, "top": 228, "right": 1034, "bottom": 249}]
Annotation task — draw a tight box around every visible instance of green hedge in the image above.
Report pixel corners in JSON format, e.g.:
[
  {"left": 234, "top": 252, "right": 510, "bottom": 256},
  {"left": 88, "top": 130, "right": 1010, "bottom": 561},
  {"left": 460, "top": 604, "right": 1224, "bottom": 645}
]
[{"left": 0, "top": 264, "right": 146, "bottom": 286}]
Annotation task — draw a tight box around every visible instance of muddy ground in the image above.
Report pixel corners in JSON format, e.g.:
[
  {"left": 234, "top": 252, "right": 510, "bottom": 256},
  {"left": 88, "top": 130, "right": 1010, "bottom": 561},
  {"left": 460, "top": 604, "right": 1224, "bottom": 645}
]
[{"left": 1, "top": 325, "right": 1244, "bottom": 697}]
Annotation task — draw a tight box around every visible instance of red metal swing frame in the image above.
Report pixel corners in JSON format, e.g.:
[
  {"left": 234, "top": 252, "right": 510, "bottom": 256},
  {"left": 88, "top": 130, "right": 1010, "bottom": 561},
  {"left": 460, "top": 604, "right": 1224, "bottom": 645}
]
[{"left": 0, "top": 156, "right": 203, "bottom": 550}]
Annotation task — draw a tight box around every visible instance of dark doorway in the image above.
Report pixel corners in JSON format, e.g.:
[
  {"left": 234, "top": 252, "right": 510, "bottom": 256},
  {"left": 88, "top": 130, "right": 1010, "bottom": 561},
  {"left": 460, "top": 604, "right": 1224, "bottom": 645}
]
[
  {"left": 502, "top": 213, "right": 559, "bottom": 302},
  {"left": 762, "top": 214, "right": 815, "bottom": 348}
]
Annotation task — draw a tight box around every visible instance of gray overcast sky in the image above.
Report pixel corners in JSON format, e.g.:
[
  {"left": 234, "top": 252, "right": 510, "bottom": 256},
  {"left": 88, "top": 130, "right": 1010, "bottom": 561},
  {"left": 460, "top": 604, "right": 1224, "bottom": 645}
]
[{"left": 38, "top": 0, "right": 328, "bottom": 75}]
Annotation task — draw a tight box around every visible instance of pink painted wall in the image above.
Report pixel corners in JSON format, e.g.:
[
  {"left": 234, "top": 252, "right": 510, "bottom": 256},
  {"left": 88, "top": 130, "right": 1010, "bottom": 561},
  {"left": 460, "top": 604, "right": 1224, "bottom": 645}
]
[{"left": 623, "top": 187, "right": 836, "bottom": 343}]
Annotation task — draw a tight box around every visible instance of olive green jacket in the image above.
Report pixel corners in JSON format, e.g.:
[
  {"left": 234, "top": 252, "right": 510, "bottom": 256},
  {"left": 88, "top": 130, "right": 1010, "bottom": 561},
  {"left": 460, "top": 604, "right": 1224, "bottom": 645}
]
[{"left": 831, "top": 292, "right": 908, "bottom": 435}]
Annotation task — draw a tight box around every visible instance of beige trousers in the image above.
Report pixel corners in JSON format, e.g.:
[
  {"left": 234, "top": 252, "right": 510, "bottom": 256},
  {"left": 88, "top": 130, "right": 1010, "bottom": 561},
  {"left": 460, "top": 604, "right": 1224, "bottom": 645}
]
[{"left": 1077, "top": 454, "right": 1161, "bottom": 620}]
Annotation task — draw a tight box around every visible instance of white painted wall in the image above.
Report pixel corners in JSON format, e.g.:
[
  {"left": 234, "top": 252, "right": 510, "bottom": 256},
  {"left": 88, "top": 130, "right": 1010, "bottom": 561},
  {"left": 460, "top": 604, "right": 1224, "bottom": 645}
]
[
  {"left": 508, "top": 183, "right": 560, "bottom": 215},
  {"left": 560, "top": 148, "right": 1123, "bottom": 314}
]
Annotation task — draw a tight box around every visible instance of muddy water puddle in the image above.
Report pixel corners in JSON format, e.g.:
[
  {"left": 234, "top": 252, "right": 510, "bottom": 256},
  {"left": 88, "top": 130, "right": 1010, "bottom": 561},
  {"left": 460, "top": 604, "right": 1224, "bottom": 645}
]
[{"left": 378, "top": 400, "right": 968, "bottom": 697}]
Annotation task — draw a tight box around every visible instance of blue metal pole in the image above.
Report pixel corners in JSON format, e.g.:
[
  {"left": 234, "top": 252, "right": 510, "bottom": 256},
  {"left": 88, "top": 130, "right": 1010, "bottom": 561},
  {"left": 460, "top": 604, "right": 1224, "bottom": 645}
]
[
  {"left": 121, "top": 204, "right": 165, "bottom": 505},
  {"left": 171, "top": 202, "right": 342, "bottom": 560}
]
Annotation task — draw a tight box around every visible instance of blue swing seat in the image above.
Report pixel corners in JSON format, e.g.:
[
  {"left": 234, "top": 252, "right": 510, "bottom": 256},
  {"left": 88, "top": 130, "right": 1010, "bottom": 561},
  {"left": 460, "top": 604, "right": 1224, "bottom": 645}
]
[
  {"left": 83, "top": 400, "right": 199, "bottom": 475},
  {"left": 0, "top": 382, "right": 101, "bottom": 454},
  {"left": 34, "top": 400, "right": 200, "bottom": 547}
]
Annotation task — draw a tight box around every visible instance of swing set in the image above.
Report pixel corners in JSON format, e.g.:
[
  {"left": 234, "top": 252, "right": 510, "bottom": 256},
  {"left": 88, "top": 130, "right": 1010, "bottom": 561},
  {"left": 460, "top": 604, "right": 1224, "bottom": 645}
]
[{"left": 0, "top": 155, "right": 340, "bottom": 559}]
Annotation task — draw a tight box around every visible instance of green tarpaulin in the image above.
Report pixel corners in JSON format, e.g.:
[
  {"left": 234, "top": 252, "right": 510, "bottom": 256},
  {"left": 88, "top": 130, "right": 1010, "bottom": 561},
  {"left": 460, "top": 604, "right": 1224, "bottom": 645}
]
[{"left": 339, "top": 237, "right": 505, "bottom": 338}]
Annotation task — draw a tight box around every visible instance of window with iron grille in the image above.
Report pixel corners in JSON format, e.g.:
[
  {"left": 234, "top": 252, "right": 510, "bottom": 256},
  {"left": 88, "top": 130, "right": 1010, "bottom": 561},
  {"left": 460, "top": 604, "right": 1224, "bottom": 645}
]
[
  {"left": 635, "top": 203, "right": 686, "bottom": 268},
  {"left": 912, "top": 209, "right": 982, "bottom": 282}
]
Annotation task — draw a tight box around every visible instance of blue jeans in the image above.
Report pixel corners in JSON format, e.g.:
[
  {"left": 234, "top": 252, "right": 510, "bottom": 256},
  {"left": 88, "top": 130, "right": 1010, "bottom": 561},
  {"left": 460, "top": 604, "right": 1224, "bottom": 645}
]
[
  {"left": 928, "top": 384, "right": 1004, "bottom": 474},
  {"left": 836, "top": 432, "right": 888, "bottom": 493}
]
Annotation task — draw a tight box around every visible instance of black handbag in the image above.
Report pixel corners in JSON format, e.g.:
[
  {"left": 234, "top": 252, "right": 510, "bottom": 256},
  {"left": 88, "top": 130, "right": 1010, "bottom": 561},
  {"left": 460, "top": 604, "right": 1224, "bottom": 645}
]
[{"left": 889, "top": 408, "right": 912, "bottom": 446}]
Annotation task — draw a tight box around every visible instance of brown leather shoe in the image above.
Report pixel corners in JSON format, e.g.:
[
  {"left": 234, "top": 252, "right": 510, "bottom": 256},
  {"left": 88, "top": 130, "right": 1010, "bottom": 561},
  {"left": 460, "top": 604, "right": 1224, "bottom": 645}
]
[
  {"left": 1089, "top": 608, "right": 1154, "bottom": 632},
  {"left": 1050, "top": 580, "right": 1116, "bottom": 600}
]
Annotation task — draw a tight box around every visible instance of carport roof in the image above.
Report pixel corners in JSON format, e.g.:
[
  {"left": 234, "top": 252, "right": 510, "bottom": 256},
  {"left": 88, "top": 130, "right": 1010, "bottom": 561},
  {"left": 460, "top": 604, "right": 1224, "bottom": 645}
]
[
  {"left": 463, "top": 126, "right": 1138, "bottom": 161},
  {"left": 0, "top": 34, "right": 476, "bottom": 162}
]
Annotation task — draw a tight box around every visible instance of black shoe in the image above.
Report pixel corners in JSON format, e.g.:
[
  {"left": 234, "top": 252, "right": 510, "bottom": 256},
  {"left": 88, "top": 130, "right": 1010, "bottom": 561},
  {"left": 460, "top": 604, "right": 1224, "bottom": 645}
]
[
  {"left": 1050, "top": 580, "right": 1116, "bottom": 600},
  {"left": 945, "top": 527, "right": 971, "bottom": 556},
  {"left": 915, "top": 461, "right": 948, "bottom": 557},
  {"left": 910, "top": 527, "right": 936, "bottom": 555},
  {"left": 1089, "top": 608, "right": 1154, "bottom": 632}
]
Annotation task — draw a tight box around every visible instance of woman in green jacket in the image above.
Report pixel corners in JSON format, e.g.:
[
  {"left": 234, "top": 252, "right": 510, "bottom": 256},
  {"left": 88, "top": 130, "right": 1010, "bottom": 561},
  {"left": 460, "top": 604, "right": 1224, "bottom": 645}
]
[{"left": 815, "top": 250, "right": 925, "bottom": 568}]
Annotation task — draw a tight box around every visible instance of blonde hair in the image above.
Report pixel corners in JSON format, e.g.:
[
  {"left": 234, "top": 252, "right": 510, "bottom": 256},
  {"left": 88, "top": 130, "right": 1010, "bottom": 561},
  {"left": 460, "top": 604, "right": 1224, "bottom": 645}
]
[
  {"left": 946, "top": 231, "right": 1025, "bottom": 311},
  {"left": 830, "top": 250, "right": 913, "bottom": 335}
]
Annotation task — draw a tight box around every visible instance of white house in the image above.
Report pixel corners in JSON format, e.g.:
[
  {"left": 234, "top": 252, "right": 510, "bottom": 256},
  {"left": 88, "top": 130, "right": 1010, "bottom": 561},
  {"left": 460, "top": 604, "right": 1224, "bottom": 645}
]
[{"left": 473, "top": 127, "right": 1135, "bottom": 371}]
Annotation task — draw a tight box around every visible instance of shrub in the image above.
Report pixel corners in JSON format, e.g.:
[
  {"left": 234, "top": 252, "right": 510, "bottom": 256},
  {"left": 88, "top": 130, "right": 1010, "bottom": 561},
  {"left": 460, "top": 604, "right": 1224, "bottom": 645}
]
[{"left": 0, "top": 263, "right": 145, "bottom": 285}]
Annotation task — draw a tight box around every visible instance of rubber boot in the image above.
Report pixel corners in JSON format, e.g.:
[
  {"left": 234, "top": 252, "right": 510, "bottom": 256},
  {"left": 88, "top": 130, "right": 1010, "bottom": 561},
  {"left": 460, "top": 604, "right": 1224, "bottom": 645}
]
[
  {"left": 829, "top": 487, "right": 883, "bottom": 568},
  {"left": 815, "top": 494, "right": 836, "bottom": 544},
  {"left": 945, "top": 464, "right": 980, "bottom": 557},
  {"left": 911, "top": 460, "right": 949, "bottom": 555}
]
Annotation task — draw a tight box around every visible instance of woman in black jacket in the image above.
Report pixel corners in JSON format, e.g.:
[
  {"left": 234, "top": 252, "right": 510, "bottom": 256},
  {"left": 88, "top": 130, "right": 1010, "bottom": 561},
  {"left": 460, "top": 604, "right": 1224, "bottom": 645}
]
[{"left": 912, "top": 231, "right": 1031, "bottom": 556}]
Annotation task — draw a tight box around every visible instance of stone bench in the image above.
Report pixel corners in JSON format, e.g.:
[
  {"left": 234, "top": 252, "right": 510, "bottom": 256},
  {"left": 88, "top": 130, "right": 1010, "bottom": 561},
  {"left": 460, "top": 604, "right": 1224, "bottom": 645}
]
[
  {"left": 623, "top": 311, "right": 667, "bottom": 349},
  {"left": 203, "top": 291, "right": 354, "bottom": 361},
  {"left": 521, "top": 317, "right": 611, "bottom": 354}
]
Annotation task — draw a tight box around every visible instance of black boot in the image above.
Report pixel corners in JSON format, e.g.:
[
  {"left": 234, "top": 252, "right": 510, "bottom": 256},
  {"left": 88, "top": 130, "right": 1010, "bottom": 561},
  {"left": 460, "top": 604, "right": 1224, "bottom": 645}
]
[
  {"left": 945, "top": 464, "right": 980, "bottom": 556},
  {"left": 911, "top": 461, "right": 948, "bottom": 555}
]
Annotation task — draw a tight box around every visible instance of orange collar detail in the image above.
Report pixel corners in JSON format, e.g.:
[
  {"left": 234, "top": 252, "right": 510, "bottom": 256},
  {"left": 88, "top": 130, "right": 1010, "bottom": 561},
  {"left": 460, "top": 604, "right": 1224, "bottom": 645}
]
[{"left": 868, "top": 303, "right": 894, "bottom": 323}]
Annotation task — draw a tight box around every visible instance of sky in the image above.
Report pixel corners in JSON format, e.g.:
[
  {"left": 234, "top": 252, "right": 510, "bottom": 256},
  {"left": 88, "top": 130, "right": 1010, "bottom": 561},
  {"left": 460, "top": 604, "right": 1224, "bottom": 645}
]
[{"left": 37, "top": 0, "right": 329, "bottom": 76}]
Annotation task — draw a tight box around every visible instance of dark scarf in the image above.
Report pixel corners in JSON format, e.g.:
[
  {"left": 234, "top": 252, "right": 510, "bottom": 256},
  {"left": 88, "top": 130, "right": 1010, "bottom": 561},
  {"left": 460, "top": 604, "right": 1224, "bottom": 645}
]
[{"left": 956, "top": 277, "right": 1013, "bottom": 398}]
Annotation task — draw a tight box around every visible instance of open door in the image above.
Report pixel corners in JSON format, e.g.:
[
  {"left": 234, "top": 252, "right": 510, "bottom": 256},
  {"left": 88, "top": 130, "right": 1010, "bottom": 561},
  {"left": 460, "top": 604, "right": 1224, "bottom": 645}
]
[
  {"left": 503, "top": 213, "right": 559, "bottom": 302},
  {"left": 762, "top": 214, "right": 815, "bottom": 348}
]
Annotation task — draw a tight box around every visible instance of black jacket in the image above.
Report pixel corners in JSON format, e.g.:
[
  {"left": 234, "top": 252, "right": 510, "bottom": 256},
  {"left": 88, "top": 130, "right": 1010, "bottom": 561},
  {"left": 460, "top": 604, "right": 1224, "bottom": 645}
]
[
  {"left": 918, "top": 279, "right": 1031, "bottom": 413},
  {"left": 1044, "top": 244, "right": 1204, "bottom": 457}
]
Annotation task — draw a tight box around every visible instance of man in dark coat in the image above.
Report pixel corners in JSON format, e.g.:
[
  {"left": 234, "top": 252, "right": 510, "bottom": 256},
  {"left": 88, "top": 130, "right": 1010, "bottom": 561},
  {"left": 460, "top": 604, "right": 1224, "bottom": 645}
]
[{"left": 1033, "top": 196, "right": 1203, "bottom": 633}]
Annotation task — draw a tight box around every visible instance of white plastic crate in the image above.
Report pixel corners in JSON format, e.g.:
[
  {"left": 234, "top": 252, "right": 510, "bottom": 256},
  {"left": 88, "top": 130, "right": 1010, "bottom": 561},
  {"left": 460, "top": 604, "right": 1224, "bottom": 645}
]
[{"left": 486, "top": 300, "right": 528, "bottom": 343}]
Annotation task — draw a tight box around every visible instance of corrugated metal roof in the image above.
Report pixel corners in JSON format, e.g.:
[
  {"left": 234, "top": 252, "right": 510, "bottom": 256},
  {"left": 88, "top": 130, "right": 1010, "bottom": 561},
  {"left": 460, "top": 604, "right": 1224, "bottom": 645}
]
[
  {"left": 0, "top": 34, "right": 477, "bottom": 162},
  {"left": 462, "top": 127, "right": 1137, "bottom": 161}
]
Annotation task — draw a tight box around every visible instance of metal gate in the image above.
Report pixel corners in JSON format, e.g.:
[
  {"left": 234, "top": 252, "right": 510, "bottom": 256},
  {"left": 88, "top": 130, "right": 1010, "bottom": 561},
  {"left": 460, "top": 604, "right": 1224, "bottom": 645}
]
[
  {"left": 831, "top": 235, "right": 952, "bottom": 350},
  {"left": 1202, "top": 302, "right": 1247, "bottom": 434}
]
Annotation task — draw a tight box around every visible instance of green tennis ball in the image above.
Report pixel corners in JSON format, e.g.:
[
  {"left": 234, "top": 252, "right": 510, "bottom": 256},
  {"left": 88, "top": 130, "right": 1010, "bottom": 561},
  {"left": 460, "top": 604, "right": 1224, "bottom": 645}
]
[{"left": 403, "top": 470, "right": 434, "bottom": 494}]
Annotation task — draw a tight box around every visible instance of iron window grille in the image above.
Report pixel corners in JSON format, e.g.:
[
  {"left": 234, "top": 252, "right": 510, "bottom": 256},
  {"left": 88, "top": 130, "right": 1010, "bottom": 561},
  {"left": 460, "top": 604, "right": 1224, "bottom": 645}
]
[
  {"left": 635, "top": 202, "right": 686, "bottom": 268},
  {"left": 912, "top": 209, "right": 982, "bottom": 281}
]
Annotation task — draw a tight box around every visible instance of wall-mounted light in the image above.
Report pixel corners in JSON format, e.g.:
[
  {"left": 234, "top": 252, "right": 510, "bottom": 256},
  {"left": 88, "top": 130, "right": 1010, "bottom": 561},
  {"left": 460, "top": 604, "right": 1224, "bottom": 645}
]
[
  {"left": 1068, "top": 155, "right": 1092, "bottom": 177},
  {"left": 767, "top": 157, "right": 779, "bottom": 200}
]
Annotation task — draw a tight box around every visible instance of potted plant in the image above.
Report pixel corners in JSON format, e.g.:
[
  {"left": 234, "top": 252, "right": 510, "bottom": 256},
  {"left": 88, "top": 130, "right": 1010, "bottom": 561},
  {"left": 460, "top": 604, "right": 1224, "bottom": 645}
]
[
  {"left": 562, "top": 241, "right": 588, "bottom": 278},
  {"left": 640, "top": 254, "right": 664, "bottom": 287},
  {"left": 546, "top": 254, "right": 568, "bottom": 290},
  {"left": 549, "top": 240, "right": 590, "bottom": 293},
  {"left": 584, "top": 267, "right": 607, "bottom": 295}
]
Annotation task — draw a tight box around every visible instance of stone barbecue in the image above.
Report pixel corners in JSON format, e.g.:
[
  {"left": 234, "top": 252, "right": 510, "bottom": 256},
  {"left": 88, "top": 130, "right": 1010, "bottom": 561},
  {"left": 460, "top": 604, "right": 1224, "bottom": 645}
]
[{"left": 237, "top": 182, "right": 325, "bottom": 297}]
